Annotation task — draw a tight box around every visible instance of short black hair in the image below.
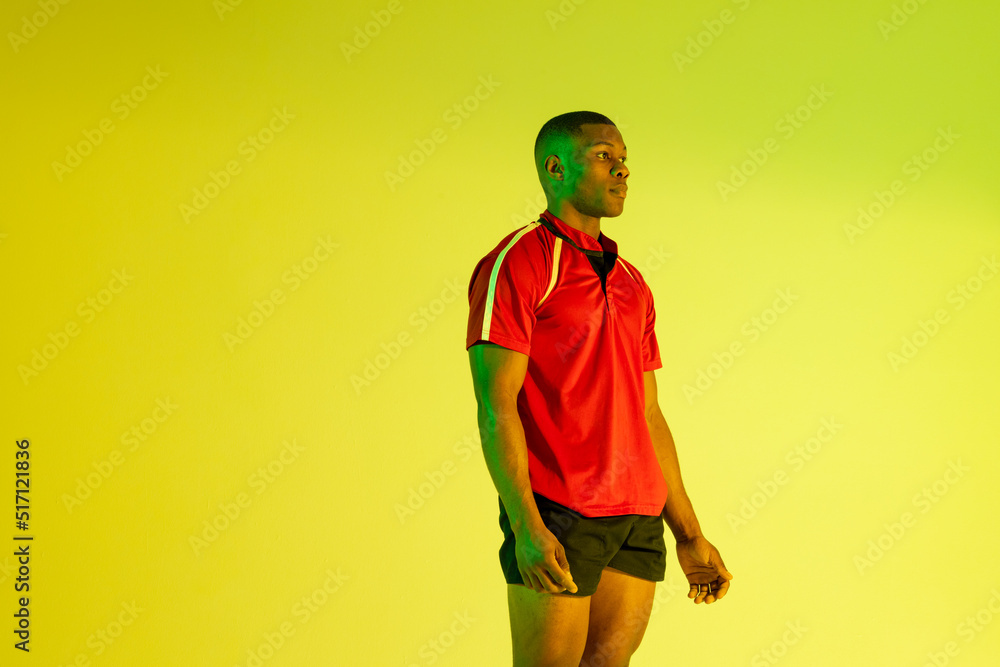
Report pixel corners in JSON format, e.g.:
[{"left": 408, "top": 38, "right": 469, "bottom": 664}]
[{"left": 534, "top": 111, "right": 616, "bottom": 164}]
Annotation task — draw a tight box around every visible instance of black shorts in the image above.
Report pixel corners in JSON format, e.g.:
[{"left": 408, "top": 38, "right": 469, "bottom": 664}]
[{"left": 498, "top": 491, "right": 667, "bottom": 597}]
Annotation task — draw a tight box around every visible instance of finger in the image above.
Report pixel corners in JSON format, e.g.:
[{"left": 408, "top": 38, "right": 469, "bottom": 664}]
[
  {"left": 552, "top": 552, "right": 577, "bottom": 594},
  {"left": 536, "top": 568, "right": 564, "bottom": 594},
  {"left": 704, "top": 579, "right": 726, "bottom": 603},
  {"left": 552, "top": 563, "right": 577, "bottom": 593},
  {"left": 554, "top": 567, "right": 573, "bottom": 594},
  {"left": 550, "top": 568, "right": 576, "bottom": 594},
  {"left": 521, "top": 568, "right": 541, "bottom": 593},
  {"left": 528, "top": 568, "right": 551, "bottom": 593},
  {"left": 713, "top": 555, "right": 733, "bottom": 580}
]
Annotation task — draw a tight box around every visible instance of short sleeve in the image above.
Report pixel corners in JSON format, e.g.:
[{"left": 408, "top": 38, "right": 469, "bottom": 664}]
[
  {"left": 641, "top": 275, "right": 663, "bottom": 372},
  {"left": 466, "top": 232, "right": 544, "bottom": 356}
]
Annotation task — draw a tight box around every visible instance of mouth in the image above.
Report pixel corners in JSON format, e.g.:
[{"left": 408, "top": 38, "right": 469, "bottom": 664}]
[{"left": 610, "top": 186, "right": 627, "bottom": 198}]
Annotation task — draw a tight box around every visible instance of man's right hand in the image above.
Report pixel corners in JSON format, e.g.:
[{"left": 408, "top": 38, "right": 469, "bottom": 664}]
[{"left": 514, "top": 524, "right": 578, "bottom": 594}]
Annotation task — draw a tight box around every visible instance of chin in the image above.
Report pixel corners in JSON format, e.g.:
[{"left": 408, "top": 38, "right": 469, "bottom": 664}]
[{"left": 603, "top": 203, "right": 625, "bottom": 218}]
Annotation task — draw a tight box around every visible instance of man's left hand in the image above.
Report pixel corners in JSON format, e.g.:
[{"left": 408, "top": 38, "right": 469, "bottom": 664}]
[{"left": 676, "top": 536, "right": 733, "bottom": 604}]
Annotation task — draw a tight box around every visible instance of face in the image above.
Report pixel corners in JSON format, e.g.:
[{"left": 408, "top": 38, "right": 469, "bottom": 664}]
[{"left": 555, "top": 123, "right": 629, "bottom": 218}]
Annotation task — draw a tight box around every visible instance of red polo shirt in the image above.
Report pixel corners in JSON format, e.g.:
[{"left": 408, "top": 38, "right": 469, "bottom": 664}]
[{"left": 466, "top": 209, "right": 668, "bottom": 517}]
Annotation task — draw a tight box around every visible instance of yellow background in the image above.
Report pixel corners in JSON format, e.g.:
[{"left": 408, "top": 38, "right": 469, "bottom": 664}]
[{"left": 3, "top": 0, "right": 999, "bottom": 664}]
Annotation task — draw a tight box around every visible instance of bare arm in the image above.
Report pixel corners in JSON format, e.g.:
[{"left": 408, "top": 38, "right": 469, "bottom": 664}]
[
  {"left": 644, "top": 369, "right": 733, "bottom": 603},
  {"left": 467, "top": 342, "right": 543, "bottom": 536},
  {"left": 644, "top": 369, "right": 703, "bottom": 542},
  {"left": 467, "top": 342, "right": 577, "bottom": 593}
]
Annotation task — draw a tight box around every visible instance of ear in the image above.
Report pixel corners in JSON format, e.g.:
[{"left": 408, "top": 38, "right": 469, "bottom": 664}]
[{"left": 544, "top": 154, "right": 564, "bottom": 181}]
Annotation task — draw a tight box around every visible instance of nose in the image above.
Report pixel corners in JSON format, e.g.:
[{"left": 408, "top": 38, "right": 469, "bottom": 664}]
[{"left": 612, "top": 161, "right": 628, "bottom": 179}]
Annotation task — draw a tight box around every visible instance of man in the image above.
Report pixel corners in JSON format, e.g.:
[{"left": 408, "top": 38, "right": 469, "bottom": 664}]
[{"left": 466, "top": 111, "right": 733, "bottom": 666}]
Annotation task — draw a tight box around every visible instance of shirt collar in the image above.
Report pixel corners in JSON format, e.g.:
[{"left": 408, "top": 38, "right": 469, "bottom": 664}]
[{"left": 539, "top": 209, "right": 618, "bottom": 255}]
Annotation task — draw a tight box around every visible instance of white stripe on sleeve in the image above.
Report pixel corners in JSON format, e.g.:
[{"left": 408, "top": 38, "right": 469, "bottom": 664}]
[{"left": 480, "top": 222, "right": 540, "bottom": 341}]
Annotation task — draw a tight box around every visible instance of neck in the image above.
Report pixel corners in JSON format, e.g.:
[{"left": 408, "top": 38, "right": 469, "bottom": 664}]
[{"left": 549, "top": 200, "right": 601, "bottom": 241}]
